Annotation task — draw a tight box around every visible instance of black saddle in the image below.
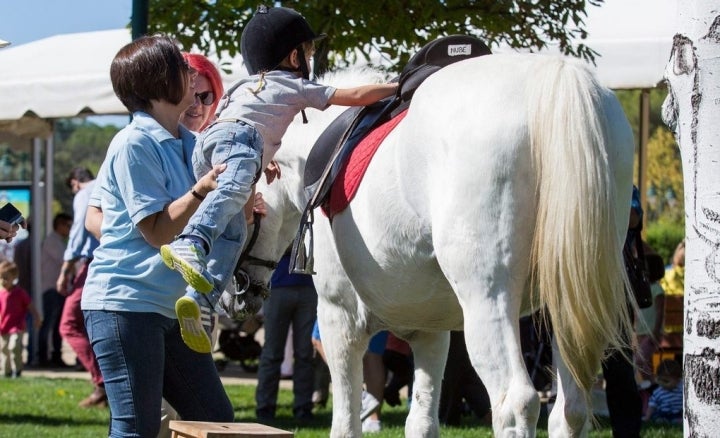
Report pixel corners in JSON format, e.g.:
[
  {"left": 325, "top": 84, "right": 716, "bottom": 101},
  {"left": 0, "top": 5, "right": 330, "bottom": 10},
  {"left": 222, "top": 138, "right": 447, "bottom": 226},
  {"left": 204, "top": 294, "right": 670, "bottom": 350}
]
[{"left": 291, "top": 35, "right": 492, "bottom": 274}]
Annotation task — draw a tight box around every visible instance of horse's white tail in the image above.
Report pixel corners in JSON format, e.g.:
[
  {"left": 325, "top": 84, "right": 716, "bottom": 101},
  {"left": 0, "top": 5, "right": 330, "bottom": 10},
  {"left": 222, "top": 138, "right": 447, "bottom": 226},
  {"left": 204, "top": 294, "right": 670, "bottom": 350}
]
[{"left": 528, "top": 57, "right": 632, "bottom": 395}]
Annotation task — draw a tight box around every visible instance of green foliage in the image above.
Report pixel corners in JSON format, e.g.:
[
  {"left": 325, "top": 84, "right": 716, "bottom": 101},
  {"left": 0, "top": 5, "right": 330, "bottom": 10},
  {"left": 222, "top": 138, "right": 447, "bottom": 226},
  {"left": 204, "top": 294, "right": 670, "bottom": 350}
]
[
  {"left": 51, "top": 119, "right": 119, "bottom": 214},
  {"left": 0, "top": 376, "right": 682, "bottom": 437},
  {"left": 646, "top": 220, "right": 685, "bottom": 265},
  {"left": 645, "top": 127, "right": 684, "bottom": 225},
  {"left": 148, "top": 0, "right": 605, "bottom": 75},
  {"left": 614, "top": 89, "right": 669, "bottom": 147},
  {"left": 614, "top": 89, "right": 684, "bottom": 235}
]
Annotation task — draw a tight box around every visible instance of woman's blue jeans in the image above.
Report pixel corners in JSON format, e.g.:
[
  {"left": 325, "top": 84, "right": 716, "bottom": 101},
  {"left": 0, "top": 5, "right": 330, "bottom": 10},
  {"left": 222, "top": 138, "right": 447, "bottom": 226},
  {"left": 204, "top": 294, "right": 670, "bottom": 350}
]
[{"left": 84, "top": 310, "right": 233, "bottom": 437}]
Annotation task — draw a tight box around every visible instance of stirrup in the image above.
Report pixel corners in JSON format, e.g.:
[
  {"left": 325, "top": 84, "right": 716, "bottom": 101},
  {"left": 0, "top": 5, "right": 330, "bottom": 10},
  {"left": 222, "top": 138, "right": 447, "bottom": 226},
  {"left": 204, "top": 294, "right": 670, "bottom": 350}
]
[{"left": 290, "top": 207, "right": 316, "bottom": 275}]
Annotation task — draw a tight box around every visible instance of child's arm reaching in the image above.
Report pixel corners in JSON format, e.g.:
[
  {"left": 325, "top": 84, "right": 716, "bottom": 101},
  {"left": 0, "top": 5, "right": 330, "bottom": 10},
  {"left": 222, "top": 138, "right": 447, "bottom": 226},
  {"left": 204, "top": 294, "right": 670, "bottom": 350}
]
[{"left": 328, "top": 83, "right": 398, "bottom": 107}]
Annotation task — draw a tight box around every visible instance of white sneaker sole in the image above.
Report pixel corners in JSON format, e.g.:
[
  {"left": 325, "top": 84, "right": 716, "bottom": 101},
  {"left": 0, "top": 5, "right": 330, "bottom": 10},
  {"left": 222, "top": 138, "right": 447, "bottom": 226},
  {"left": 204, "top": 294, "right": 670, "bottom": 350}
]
[{"left": 176, "top": 297, "right": 212, "bottom": 353}]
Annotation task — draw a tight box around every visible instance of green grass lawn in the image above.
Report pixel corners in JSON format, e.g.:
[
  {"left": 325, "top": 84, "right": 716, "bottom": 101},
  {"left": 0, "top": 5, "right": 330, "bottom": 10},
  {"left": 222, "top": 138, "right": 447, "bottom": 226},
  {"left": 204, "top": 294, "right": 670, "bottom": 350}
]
[{"left": 0, "top": 377, "right": 682, "bottom": 437}]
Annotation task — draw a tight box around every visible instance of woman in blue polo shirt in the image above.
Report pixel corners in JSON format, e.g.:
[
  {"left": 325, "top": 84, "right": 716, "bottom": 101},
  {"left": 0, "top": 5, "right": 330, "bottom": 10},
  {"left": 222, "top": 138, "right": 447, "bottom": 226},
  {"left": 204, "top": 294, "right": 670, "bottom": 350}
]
[{"left": 81, "top": 35, "right": 232, "bottom": 437}]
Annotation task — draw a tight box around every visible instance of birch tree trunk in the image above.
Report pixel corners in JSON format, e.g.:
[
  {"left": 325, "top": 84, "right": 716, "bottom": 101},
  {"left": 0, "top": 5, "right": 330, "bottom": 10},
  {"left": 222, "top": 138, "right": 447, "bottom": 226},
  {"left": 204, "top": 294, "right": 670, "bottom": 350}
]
[{"left": 662, "top": 1, "right": 720, "bottom": 436}]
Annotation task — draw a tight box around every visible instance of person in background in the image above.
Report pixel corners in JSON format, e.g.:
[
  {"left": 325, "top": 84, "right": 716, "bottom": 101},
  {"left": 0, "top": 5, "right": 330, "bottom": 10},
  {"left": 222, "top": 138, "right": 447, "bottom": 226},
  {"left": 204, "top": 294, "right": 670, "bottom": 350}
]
[
  {"left": 38, "top": 213, "right": 73, "bottom": 367},
  {"left": 0, "top": 260, "right": 41, "bottom": 378},
  {"left": 361, "top": 331, "right": 388, "bottom": 433},
  {"left": 382, "top": 332, "right": 413, "bottom": 409},
  {"left": 643, "top": 359, "right": 683, "bottom": 424},
  {"left": 81, "top": 34, "right": 232, "bottom": 437},
  {"left": 602, "top": 185, "right": 645, "bottom": 437},
  {"left": 255, "top": 251, "right": 317, "bottom": 423},
  {"left": 180, "top": 52, "right": 223, "bottom": 133},
  {"left": 634, "top": 245, "right": 666, "bottom": 385},
  {"left": 0, "top": 216, "right": 23, "bottom": 243},
  {"left": 657, "top": 238, "right": 686, "bottom": 364},
  {"left": 160, "top": 5, "right": 398, "bottom": 354},
  {"left": 11, "top": 217, "right": 34, "bottom": 364},
  {"left": 310, "top": 319, "right": 330, "bottom": 409},
  {"left": 12, "top": 218, "right": 31, "bottom": 298},
  {"left": 57, "top": 167, "right": 105, "bottom": 408},
  {"left": 660, "top": 240, "right": 685, "bottom": 298},
  {"left": 309, "top": 322, "right": 388, "bottom": 432},
  {"left": 439, "top": 331, "right": 491, "bottom": 426}
]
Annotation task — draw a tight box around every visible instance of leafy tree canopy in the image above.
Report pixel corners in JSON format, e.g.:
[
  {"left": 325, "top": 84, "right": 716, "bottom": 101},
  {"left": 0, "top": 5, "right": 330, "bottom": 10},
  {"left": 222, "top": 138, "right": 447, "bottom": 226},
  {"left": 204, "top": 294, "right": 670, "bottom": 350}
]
[{"left": 148, "top": 0, "right": 603, "bottom": 75}]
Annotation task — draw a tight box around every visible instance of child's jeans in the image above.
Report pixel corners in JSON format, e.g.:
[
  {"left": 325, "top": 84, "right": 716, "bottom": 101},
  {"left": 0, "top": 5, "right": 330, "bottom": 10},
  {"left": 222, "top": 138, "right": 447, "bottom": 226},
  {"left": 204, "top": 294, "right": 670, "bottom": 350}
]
[{"left": 183, "top": 120, "right": 263, "bottom": 301}]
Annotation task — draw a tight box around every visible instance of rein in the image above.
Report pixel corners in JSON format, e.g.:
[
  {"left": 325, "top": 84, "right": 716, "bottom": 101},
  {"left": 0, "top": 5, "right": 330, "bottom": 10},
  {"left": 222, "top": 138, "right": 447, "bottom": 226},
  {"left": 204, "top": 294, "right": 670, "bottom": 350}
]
[
  {"left": 230, "top": 212, "right": 276, "bottom": 303},
  {"left": 236, "top": 212, "right": 278, "bottom": 271}
]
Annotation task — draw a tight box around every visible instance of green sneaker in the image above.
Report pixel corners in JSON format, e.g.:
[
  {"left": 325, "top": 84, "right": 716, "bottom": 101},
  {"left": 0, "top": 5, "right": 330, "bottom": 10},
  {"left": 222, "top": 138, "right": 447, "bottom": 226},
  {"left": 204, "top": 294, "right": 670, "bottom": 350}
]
[
  {"left": 175, "top": 296, "right": 213, "bottom": 353},
  {"left": 161, "top": 238, "right": 213, "bottom": 293}
]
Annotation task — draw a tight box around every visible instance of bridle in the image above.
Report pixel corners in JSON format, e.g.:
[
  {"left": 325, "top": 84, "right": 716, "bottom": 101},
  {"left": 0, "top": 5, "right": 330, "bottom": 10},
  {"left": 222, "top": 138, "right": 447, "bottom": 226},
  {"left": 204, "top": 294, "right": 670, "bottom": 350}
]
[
  {"left": 232, "top": 212, "right": 278, "bottom": 300},
  {"left": 237, "top": 212, "right": 279, "bottom": 270}
]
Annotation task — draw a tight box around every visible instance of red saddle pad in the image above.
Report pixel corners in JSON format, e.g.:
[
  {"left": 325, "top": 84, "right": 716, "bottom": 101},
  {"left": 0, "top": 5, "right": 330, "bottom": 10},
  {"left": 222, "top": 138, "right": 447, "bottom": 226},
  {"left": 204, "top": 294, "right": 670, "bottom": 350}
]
[{"left": 324, "top": 109, "right": 408, "bottom": 219}]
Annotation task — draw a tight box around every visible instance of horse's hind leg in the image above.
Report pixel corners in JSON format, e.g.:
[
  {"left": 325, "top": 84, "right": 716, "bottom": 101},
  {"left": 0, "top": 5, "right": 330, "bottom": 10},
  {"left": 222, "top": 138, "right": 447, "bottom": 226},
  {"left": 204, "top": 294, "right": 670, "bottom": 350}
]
[
  {"left": 404, "top": 330, "right": 450, "bottom": 438},
  {"left": 548, "top": 336, "right": 590, "bottom": 437},
  {"left": 463, "top": 299, "right": 540, "bottom": 437}
]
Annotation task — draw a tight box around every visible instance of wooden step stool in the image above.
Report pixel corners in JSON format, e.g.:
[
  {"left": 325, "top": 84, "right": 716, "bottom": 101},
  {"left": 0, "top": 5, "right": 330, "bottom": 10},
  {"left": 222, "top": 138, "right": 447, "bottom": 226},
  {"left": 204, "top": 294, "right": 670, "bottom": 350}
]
[{"left": 169, "top": 421, "right": 293, "bottom": 438}]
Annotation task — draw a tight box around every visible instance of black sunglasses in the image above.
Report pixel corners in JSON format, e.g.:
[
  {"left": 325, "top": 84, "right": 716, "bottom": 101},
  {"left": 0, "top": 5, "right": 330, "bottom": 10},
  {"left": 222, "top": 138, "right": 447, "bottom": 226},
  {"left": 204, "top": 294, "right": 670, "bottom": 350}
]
[{"left": 194, "top": 91, "right": 215, "bottom": 106}]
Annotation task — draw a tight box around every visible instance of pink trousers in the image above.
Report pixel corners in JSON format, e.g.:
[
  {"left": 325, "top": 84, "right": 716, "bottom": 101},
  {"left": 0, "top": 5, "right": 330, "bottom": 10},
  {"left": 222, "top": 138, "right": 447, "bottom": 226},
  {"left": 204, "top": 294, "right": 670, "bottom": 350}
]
[{"left": 59, "top": 262, "right": 103, "bottom": 387}]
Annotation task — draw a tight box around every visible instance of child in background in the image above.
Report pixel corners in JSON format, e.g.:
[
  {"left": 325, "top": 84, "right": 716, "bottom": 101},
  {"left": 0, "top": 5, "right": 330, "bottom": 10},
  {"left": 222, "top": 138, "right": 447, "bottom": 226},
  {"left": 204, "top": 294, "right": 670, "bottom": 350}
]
[
  {"left": 643, "top": 359, "right": 683, "bottom": 424},
  {"left": 0, "top": 260, "right": 41, "bottom": 377},
  {"left": 161, "top": 5, "right": 397, "bottom": 353}
]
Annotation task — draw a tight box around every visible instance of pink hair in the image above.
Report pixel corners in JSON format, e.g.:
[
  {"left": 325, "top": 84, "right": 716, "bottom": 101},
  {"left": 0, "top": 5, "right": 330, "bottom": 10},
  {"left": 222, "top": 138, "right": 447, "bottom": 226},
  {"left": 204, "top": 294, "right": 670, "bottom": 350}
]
[{"left": 183, "top": 52, "right": 224, "bottom": 130}]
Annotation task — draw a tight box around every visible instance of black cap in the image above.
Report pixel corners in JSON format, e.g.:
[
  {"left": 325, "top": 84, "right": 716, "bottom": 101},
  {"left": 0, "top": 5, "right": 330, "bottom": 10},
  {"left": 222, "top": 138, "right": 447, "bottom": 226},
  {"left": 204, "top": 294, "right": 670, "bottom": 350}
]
[{"left": 240, "top": 5, "right": 326, "bottom": 75}]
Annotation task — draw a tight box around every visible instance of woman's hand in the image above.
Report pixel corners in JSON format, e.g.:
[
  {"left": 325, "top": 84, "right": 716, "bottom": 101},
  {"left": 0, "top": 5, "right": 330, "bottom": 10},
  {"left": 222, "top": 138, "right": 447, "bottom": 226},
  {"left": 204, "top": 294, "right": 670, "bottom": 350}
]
[
  {"left": 253, "top": 192, "right": 267, "bottom": 217},
  {"left": 264, "top": 160, "right": 281, "bottom": 184},
  {"left": 0, "top": 219, "right": 20, "bottom": 243},
  {"left": 193, "top": 163, "right": 227, "bottom": 197}
]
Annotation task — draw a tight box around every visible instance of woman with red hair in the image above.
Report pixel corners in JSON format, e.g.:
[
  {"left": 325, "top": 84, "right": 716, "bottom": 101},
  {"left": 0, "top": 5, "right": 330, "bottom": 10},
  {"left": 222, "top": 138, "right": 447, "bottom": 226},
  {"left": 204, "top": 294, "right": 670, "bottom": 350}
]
[{"left": 181, "top": 53, "right": 224, "bottom": 132}]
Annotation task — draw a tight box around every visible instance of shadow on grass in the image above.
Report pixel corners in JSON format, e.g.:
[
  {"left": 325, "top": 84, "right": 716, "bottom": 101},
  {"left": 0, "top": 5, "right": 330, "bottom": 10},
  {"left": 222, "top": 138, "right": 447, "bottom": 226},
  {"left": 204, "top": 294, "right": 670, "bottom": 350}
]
[{"left": 0, "top": 413, "right": 108, "bottom": 427}]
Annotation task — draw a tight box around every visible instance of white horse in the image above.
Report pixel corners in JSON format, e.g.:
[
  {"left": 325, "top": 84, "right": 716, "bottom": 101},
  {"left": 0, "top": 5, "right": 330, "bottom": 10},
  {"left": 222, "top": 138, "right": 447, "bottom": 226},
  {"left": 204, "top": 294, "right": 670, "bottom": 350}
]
[{"left": 241, "top": 53, "right": 635, "bottom": 437}]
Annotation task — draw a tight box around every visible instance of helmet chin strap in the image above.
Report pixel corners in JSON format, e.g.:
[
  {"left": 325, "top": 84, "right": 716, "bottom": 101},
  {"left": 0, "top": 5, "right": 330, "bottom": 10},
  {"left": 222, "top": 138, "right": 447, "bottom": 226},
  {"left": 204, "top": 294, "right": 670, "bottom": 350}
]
[
  {"left": 296, "top": 45, "right": 310, "bottom": 124},
  {"left": 276, "top": 45, "right": 312, "bottom": 123}
]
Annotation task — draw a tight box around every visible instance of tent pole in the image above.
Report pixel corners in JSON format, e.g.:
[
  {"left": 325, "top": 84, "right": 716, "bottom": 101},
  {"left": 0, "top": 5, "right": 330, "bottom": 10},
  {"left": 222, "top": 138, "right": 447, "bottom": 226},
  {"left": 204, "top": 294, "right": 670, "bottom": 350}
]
[
  {"left": 45, "top": 126, "right": 54, "bottom": 237},
  {"left": 638, "top": 89, "right": 650, "bottom": 230},
  {"left": 132, "top": 0, "right": 149, "bottom": 40},
  {"left": 31, "top": 138, "right": 44, "bottom": 318}
]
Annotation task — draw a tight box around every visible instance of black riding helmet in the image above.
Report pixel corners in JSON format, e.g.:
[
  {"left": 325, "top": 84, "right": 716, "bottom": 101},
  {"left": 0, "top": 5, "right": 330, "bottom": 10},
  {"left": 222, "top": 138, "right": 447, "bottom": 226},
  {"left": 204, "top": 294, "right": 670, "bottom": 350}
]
[{"left": 240, "top": 5, "right": 326, "bottom": 78}]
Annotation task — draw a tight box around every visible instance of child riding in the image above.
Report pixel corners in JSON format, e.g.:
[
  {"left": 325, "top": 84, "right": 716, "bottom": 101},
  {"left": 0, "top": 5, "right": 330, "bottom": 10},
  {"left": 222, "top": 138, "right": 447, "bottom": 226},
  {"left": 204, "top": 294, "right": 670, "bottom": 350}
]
[{"left": 161, "top": 5, "right": 398, "bottom": 353}]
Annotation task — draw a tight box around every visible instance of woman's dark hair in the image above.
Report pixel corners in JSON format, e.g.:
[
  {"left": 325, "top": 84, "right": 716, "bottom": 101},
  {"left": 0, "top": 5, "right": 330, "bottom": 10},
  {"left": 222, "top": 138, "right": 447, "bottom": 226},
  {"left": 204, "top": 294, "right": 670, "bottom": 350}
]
[
  {"left": 65, "top": 167, "right": 95, "bottom": 187},
  {"left": 110, "top": 34, "right": 190, "bottom": 112}
]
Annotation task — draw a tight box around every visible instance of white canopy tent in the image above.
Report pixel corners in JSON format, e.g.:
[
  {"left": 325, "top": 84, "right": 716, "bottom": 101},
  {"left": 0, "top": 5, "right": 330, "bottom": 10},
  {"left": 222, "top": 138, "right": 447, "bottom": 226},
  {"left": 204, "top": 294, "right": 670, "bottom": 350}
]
[{"left": 0, "top": 28, "right": 246, "bottom": 135}]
